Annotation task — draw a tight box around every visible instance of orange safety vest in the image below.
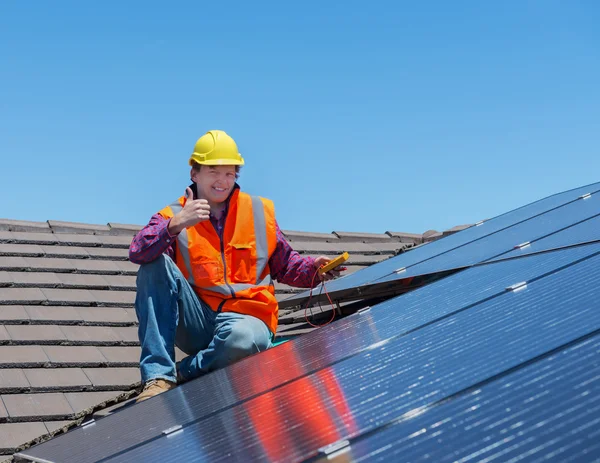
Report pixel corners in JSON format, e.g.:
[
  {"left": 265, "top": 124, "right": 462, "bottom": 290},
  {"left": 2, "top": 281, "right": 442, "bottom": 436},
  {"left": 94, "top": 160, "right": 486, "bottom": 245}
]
[{"left": 157, "top": 188, "right": 280, "bottom": 334}]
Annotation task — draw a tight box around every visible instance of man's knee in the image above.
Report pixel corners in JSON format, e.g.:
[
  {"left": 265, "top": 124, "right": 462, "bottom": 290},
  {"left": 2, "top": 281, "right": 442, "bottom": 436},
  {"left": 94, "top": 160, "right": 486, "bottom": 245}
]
[
  {"left": 136, "top": 254, "right": 173, "bottom": 285},
  {"left": 223, "top": 320, "right": 270, "bottom": 362}
]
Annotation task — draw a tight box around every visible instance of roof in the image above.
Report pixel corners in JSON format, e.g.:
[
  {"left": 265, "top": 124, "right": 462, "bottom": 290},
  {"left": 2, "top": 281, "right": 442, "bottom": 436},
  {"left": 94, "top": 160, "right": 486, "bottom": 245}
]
[{"left": 0, "top": 218, "right": 463, "bottom": 461}]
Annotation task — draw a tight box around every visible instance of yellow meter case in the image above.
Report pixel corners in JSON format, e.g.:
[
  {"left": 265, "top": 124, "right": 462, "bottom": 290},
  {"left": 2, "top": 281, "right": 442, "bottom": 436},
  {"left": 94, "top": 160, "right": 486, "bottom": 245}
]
[{"left": 318, "top": 252, "right": 350, "bottom": 275}]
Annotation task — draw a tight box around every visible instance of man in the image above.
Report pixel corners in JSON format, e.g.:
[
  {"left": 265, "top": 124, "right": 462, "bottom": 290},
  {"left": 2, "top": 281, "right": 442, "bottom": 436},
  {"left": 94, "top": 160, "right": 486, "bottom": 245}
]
[{"left": 129, "top": 130, "right": 343, "bottom": 402}]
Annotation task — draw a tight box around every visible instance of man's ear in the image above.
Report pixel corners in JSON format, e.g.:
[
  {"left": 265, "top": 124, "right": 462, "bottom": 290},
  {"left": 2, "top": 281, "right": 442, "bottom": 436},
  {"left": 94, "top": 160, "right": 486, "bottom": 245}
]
[{"left": 190, "top": 167, "right": 197, "bottom": 183}]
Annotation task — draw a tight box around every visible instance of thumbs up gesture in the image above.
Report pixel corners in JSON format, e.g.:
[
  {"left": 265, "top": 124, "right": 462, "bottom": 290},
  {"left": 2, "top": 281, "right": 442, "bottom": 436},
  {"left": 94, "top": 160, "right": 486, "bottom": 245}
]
[{"left": 168, "top": 187, "right": 211, "bottom": 235}]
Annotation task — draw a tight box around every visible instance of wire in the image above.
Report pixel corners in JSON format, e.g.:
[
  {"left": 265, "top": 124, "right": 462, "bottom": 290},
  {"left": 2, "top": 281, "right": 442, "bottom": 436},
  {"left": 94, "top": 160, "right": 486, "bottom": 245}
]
[{"left": 304, "top": 268, "right": 337, "bottom": 328}]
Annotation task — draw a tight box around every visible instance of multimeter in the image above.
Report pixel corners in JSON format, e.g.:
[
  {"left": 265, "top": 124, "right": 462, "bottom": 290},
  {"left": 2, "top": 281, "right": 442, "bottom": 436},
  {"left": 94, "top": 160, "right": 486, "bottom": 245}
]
[{"left": 318, "top": 252, "right": 350, "bottom": 276}]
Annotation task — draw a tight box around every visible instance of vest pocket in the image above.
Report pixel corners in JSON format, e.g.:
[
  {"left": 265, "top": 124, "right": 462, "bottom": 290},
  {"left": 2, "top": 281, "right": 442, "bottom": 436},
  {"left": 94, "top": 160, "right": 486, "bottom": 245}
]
[{"left": 231, "top": 244, "right": 254, "bottom": 284}]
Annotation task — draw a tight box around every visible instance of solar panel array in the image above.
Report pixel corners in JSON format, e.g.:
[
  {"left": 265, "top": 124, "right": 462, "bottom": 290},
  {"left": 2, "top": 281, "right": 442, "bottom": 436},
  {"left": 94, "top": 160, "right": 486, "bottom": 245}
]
[{"left": 16, "top": 184, "right": 600, "bottom": 463}]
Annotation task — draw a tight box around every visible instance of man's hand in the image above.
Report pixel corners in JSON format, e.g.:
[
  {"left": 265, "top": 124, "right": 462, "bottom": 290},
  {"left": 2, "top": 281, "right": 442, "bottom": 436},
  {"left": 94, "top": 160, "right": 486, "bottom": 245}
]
[
  {"left": 314, "top": 255, "right": 345, "bottom": 281},
  {"left": 168, "top": 187, "right": 211, "bottom": 235}
]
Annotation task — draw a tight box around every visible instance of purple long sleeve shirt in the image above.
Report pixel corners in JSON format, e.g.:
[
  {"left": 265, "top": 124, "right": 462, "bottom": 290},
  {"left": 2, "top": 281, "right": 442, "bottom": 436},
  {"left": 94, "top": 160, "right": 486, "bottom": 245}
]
[{"left": 129, "top": 210, "right": 319, "bottom": 289}]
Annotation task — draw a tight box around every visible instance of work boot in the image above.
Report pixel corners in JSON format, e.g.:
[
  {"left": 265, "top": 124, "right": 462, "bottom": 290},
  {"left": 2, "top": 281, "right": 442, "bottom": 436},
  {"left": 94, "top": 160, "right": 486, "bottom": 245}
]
[{"left": 136, "top": 379, "right": 176, "bottom": 403}]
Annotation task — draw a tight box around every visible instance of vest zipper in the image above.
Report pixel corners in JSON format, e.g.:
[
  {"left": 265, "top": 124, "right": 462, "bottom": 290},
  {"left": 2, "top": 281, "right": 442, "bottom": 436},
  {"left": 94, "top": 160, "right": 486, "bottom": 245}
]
[{"left": 219, "top": 222, "right": 236, "bottom": 298}]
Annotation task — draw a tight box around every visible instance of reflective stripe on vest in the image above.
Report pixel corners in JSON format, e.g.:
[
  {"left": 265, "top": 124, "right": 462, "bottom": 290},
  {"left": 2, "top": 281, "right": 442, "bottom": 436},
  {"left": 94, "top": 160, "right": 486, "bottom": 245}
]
[{"left": 170, "top": 197, "right": 272, "bottom": 293}]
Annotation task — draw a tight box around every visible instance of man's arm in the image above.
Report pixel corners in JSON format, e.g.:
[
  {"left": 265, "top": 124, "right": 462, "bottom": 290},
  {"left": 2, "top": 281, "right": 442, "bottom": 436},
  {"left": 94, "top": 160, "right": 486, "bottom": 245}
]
[
  {"left": 269, "top": 223, "right": 323, "bottom": 289},
  {"left": 129, "top": 214, "right": 177, "bottom": 264}
]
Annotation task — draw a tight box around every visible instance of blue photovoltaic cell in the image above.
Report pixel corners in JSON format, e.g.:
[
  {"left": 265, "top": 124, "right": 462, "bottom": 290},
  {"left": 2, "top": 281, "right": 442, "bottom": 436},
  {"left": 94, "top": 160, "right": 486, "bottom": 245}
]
[
  {"left": 18, "top": 242, "right": 600, "bottom": 463},
  {"left": 371, "top": 192, "right": 600, "bottom": 286},
  {"left": 486, "top": 213, "right": 600, "bottom": 263},
  {"left": 322, "top": 335, "right": 600, "bottom": 463},
  {"left": 96, "top": 252, "right": 600, "bottom": 462},
  {"left": 281, "top": 183, "right": 600, "bottom": 307}
]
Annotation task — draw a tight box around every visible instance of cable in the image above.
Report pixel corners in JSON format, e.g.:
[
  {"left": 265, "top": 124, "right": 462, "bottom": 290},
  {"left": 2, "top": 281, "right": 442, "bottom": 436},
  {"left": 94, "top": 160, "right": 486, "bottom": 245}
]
[{"left": 304, "top": 268, "right": 337, "bottom": 328}]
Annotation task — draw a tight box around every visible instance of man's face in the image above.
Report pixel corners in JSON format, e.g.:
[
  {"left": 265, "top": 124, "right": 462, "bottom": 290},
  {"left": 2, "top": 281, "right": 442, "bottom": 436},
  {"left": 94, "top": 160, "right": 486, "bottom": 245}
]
[{"left": 192, "top": 165, "right": 237, "bottom": 204}]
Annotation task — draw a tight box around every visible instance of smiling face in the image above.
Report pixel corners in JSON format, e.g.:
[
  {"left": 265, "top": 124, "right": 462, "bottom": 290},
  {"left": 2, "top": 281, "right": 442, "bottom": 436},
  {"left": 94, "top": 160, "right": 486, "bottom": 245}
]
[{"left": 191, "top": 164, "right": 238, "bottom": 205}]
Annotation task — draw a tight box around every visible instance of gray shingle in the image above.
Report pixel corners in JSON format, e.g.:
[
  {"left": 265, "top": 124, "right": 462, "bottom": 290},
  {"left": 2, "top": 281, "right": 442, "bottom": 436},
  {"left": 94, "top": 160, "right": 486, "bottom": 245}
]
[
  {"left": 54, "top": 234, "right": 101, "bottom": 247},
  {"left": 72, "top": 259, "right": 121, "bottom": 274},
  {"left": 107, "top": 223, "right": 142, "bottom": 234},
  {"left": 0, "top": 370, "right": 30, "bottom": 390},
  {"left": 1, "top": 393, "right": 74, "bottom": 419},
  {"left": 47, "top": 220, "right": 111, "bottom": 235},
  {"left": 55, "top": 273, "right": 109, "bottom": 289},
  {"left": 0, "top": 288, "right": 46, "bottom": 304},
  {"left": 75, "top": 307, "right": 133, "bottom": 324},
  {"left": 114, "top": 261, "right": 138, "bottom": 274},
  {"left": 22, "top": 257, "right": 77, "bottom": 273},
  {"left": 44, "top": 420, "right": 73, "bottom": 434},
  {"left": 6, "top": 325, "right": 66, "bottom": 343},
  {"left": 0, "top": 326, "right": 10, "bottom": 341},
  {"left": 333, "top": 231, "right": 393, "bottom": 242},
  {"left": 0, "top": 219, "right": 51, "bottom": 233},
  {"left": 40, "top": 288, "right": 96, "bottom": 305},
  {"left": 0, "top": 256, "right": 29, "bottom": 271},
  {"left": 39, "top": 245, "right": 90, "bottom": 259},
  {"left": 0, "top": 346, "right": 49, "bottom": 367},
  {"left": 0, "top": 422, "right": 48, "bottom": 452},
  {"left": 0, "top": 399, "right": 6, "bottom": 420},
  {"left": 88, "top": 290, "right": 135, "bottom": 306},
  {"left": 23, "top": 368, "right": 92, "bottom": 390},
  {"left": 0, "top": 305, "right": 29, "bottom": 321},
  {"left": 385, "top": 231, "right": 423, "bottom": 244},
  {"left": 2, "top": 231, "right": 59, "bottom": 245},
  {"left": 59, "top": 326, "right": 122, "bottom": 344},
  {"left": 96, "top": 235, "right": 135, "bottom": 248},
  {"left": 110, "top": 326, "right": 139, "bottom": 343},
  {"left": 82, "top": 368, "right": 140, "bottom": 388},
  {"left": 85, "top": 247, "right": 129, "bottom": 260},
  {"left": 64, "top": 391, "right": 124, "bottom": 413},
  {"left": 124, "top": 309, "right": 138, "bottom": 323},
  {"left": 0, "top": 244, "right": 45, "bottom": 257},
  {"left": 102, "top": 275, "right": 137, "bottom": 290},
  {"left": 43, "top": 346, "right": 106, "bottom": 365},
  {"left": 97, "top": 346, "right": 141, "bottom": 364},
  {"left": 3, "top": 272, "right": 61, "bottom": 287},
  {"left": 24, "top": 306, "right": 82, "bottom": 322},
  {"left": 282, "top": 230, "right": 338, "bottom": 242}
]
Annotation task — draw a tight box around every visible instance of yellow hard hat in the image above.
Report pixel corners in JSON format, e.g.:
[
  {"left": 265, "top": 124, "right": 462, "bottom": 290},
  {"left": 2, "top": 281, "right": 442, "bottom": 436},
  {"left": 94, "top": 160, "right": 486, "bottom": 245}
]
[{"left": 188, "top": 130, "right": 245, "bottom": 166}]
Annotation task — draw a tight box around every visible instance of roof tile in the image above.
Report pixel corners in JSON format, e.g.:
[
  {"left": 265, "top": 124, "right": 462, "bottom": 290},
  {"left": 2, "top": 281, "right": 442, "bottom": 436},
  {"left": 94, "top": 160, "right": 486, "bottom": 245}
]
[
  {"left": 0, "top": 244, "right": 45, "bottom": 257},
  {"left": 23, "top": 368, "right": 92, "bottom": 390},
  {"left": 114, "top": 261, "right": 138, "bottom": 274},
  {"left": 55, "top": 273, "right": 109, "bottom": 289},
  {"left": 3, "top": 272, "right": 61, "bottom": 287},
  {"left": 0, "top": 305, "right": 29, "bottom": 321},
  {"left": 22, "top": 257, "right": 77, "bottom": 273},
  {"left": 39, "top": 245, "right": 90, "bottom": 259},
  {"left": 24, "top": 306, "right": 82, "bottom": 322},
  {"left": 0, "top": 256, "right": 29, "bottom": 271},
  {"left": 0, "top": 369, "right": 30, "bottom": 391},
  {"left": 333, "top": 231, "right": 392, "bottom": 242},
  {"left": 110, "top": 326, "right": 139, "bottom": 343},
  {"left": 73, "top": 259, "right": 122, "bottom": 274},
  {"left": 0, "top": 327, "right": 9, "bottom": 342},
  {"left": 82, "top": 368, "right": 140, "bottom": 388},
  {"left": 101, "top": 275, "right": 137, "bottom": 290},
  {"left": 97, "top": 346, "right": 141, "bottom": 364},
  {"left": 59, "top": 326, "right": 122, "bottom": 344},
  {"left": 0, "top": 219, "right": 51, "bottom": 233},
  {"left": 64, "top": 391, "right": 124, "bottom": 413},
  {"left": 75, "top": 307, "right": 133, "bottom": 324},
  {"left": 47, "top": 220, "right": 111, "bottom": 235},
  {"left": 43, "top": 346, "right": 106, "bottom": 365},
  {"left": 40, "top": 288, "right": 96, "bottom": 305},
  {"left": 1, "top": 393, "right": 74, "bottom": 419},
  {"left": 44, "top": 420, "right": 73, "bottom": 434},
  {"left": 0, "top": 422, "right": 48, "bottom": 452},
  {"left": 123, "top": 309, "right": 138, "bottom": 323},
  {"left": 6, "top": 325, "right": 66, "bottom": 343},
  {"left": 385, "top": 231, "right": 424, "bottom": 244},
  {"left": 282, "top": 230, "right": 339, "bottom": 242},
  {"left": 2, "top": 232, "right": 59, "bottom": 245},
  {"left": 86, "top": 248, "right": 129, "bottom": 260},
  {"left": 95, "top": 235, "right": 134, "bottom": 248},
  {"left": 107, "top": 223, "right": 142, "bottom": 234},
  {"left": 0, "top": 346, "right": 49, "bottom": 367},
  {"left": 54, "top": 234, "right": 101, "bottom": 247},
  {"left": 0, "top": 288, "right": 46, "bottom": 304},
  {"left": 87, "top": 290, "right": 135, "bottom": 306}
]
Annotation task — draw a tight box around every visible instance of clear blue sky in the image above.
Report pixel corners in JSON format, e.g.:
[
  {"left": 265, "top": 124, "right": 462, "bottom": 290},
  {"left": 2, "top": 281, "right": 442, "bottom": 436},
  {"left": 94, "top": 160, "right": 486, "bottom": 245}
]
[{"left": 1, "top": 1, "right": 598, "bottom": 234}]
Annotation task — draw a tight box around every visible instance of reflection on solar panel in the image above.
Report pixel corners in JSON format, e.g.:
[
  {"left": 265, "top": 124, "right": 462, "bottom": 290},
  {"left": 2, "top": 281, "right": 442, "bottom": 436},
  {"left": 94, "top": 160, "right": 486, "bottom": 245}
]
[
  {"left": 280, "top": 182, "right": 600, "bottom": 308},
  {"left": 16, "top": 183, "right": 600, "bottom": 463}
]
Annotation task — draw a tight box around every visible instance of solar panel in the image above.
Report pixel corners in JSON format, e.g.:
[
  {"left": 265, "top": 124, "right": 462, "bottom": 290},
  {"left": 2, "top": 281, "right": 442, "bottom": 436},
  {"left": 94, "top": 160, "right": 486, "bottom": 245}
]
[
  {"left": 316, "top": 334, "right": 600, "bottom": 463},
  {"left": 281, "top": 183, "right": 600, "bottom": 308},
  {"left": 99, "top": 250, "right": 600, "bottom": 463},
  {"left": 19, "top": 243, "right": 600, "bottom": 462}
]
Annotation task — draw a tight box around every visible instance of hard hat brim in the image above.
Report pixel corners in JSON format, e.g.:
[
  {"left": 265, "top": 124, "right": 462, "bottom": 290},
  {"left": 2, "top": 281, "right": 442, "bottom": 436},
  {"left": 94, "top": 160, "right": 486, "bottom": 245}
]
[{"left": 189, "top": 156, "right": 245, "bottom": 167}]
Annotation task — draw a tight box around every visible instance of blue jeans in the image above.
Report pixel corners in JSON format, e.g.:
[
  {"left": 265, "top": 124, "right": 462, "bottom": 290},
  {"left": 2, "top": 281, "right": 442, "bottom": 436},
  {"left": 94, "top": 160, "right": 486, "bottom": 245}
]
[{"left": 135, "top": 254, "right": 272, "bottom": 384}]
